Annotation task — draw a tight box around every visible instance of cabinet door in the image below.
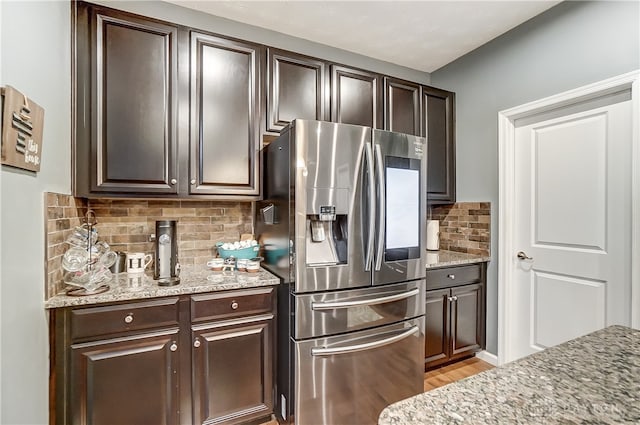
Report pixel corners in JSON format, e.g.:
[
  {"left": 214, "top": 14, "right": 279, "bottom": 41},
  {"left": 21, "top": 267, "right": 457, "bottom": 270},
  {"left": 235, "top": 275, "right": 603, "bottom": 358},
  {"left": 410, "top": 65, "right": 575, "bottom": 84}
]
[
  {"left": 424, "top": 288, "right": 450, "bottom": 368},
  {"left": 423, "top": 86, "right": 456, "bottom": 203},
  {"left": 267, "top": 49, "right": 328, "bottom": 133},
  {"left": 78, "top": 4, "right": 179, "bottom": 195},
  {"left": 192, "top": 317, "right": 273, "bottom": 425},
  {"left": 70, "top": 329, "right": 180, "bottom": 425},
  {"left": 383, "top": 77, "right": 420, "bottom": 135},
  {"left": 331, "top": 65, "right": 382, "bottom": 128},
  {"left": 450, "top": 283, "right": 483, "bottom": 359},
  {"left": 190, "top": 32, "right": 262, "bottom": 196}
]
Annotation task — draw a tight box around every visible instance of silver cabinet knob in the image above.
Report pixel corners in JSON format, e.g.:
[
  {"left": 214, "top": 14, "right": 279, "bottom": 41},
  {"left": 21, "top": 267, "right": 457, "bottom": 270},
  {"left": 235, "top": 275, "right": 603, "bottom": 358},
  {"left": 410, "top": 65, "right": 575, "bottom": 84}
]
[
  {"left": 517, "top": 251, "right": 533, "bottom": 260},
  {"left": 170, "top": 178, "right": 177, "bottom": 185},
  {"left": 447, "top": 296, "right": 453, "bottom": 302},
  {"left": 170, "top": 343, "right": 178, "bottom": 352},
  {"left": 452, "top": 296, "right": 458, "bottom": 301},
  {"left": 194, "top": 338, "right": 201, "bottom": 348},
  {"left": 124, "top": 313, "right": 134, "bottom": 324},
  {"left": 230, "top": 301, "right": 239, "bottom": 310},
  {"left": 447, "top": 274, "right": 455, "bottom": 280},
  {"left": 190, "top": 179, "right": 196, "bottom": 185}
]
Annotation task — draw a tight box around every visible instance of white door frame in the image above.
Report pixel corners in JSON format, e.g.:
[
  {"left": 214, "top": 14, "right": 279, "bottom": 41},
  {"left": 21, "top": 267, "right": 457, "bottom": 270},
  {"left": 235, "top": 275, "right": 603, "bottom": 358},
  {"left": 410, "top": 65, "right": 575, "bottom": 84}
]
[{"left": 497, "top": 70, "right": 640, "bottom": 365}]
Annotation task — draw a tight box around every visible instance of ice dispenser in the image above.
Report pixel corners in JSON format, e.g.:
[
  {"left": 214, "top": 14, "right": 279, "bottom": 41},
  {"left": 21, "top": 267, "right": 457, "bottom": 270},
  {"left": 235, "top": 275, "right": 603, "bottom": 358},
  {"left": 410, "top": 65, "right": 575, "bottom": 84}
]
[{"left": 306, "top": 204, "right": 348, "bottom": 266}]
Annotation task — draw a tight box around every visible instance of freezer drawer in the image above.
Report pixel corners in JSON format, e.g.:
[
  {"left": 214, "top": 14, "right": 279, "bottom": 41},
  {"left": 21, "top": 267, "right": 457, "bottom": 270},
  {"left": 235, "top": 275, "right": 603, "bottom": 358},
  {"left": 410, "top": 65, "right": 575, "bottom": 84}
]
[
  {"left": 294, "top": 280, "right": 425, "bottom": 339},
  {"left": 293, "top": 316, "right": 425, "bottom": 425}
]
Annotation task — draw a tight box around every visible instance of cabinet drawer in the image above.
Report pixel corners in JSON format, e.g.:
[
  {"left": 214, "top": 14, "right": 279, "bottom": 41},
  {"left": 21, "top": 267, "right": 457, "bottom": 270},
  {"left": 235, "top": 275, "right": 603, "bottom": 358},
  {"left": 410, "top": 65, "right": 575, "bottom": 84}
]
[
  {"left": 70, "top": 298, "right": 180, "bottom": 341},
  {"left": 191, "top": 287, "right": 274, "bottom": 323},
  {"left": 426, "top": 264, "right": 482, "bottom": 290}
]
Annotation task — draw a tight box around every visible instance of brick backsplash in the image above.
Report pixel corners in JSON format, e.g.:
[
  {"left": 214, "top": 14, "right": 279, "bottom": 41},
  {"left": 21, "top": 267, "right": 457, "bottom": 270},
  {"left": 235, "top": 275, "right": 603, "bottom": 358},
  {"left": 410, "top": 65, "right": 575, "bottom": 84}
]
[
  {"left": 430, "top": 202, "right": 490, "bottom": 256},
  {"left": 45, "top": 194, "right": 490, "bottom": 298},
  {"left": 44, "top": 193, "right": 253, "bottom": 299},
  {"left": 45, "top": 193, "right": 89, "bottom": 298},
  {"left": 87, "top": 199, "right": 252, "bottom": 266}
]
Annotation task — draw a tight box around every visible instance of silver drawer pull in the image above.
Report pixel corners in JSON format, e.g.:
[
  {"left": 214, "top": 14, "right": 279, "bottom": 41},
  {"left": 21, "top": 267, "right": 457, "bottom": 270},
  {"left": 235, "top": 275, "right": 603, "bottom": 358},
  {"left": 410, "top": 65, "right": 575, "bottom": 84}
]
[
  {"left": 194, "top": 338, "right": 201, "bottom": 348},
  {"left": 124, "top": 313, "right": 134, "bottom": 324},
  {"left": 312, "top": 288, "right": 420, "bottom": 311},
  {"left": 170, "top": 343, "right": 178, "bottom": 352},
  {"left": 231, "top": 301, "right": 239, "bottom": 310},
  {"left": 447, "top": 274, "right": 455, "bottom": 280},
  {"left": 452, "top": 296, "right": 458, "bottom": 301},
  {"left": 311, "top": 326, "right": 419, "bottom": 356}
]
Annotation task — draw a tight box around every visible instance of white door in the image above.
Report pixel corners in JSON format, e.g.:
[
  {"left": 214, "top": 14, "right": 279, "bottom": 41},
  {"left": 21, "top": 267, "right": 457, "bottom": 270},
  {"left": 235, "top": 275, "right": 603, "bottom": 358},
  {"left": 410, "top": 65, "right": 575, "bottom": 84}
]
[{"left": 508, "top": 92, "right": 632, "bottom": 361}]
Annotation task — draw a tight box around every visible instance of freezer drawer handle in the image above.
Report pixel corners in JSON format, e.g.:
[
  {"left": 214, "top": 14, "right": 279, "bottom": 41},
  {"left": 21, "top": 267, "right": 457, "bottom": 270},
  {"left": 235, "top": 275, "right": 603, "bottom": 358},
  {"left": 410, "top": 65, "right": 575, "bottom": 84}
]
[
  {"left": 311, "top": 288, "right": 420, "bottom": 311},
  {"left": 311, "top": 325, "right": 419, "bottom": 356}
]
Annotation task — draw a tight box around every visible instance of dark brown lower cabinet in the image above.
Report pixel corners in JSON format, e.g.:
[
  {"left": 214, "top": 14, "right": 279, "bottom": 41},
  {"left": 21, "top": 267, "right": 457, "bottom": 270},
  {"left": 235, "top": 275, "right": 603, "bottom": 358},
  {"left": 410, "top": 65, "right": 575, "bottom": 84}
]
[
  {"left": 70, "top": 330, "right": 180, "bottom": 425},
  {"left": 192, "top": 318, "right": 273, "bottom": 425},
  {"left": 51, "top": 288, "right": 275, "bottom": 425},
  {"left": 425, "top": 263, "right": 486, "bottom": 369}
]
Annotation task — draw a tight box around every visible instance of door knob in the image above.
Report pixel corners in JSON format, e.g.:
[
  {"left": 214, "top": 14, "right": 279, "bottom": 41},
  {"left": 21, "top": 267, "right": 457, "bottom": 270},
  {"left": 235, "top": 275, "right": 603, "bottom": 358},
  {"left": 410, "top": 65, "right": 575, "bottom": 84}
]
[{"left": 517, "top": 251, "right": 533, "bottom": 261}]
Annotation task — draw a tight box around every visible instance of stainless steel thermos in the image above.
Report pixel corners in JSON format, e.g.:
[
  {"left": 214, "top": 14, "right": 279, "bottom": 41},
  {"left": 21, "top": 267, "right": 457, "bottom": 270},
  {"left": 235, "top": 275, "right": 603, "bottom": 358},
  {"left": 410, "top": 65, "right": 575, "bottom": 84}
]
[{"left": 154, "top": 220, "right": 180, "bottom": 286}]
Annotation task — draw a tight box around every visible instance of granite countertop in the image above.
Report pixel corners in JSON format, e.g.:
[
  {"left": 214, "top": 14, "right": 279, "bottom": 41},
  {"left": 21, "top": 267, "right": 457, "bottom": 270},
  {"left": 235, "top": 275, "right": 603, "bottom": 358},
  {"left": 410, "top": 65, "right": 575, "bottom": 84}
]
[
  {"left": 426, "top": 250, "right": 491, "bottom": 269},
  {"left": 379, "top": 325, "right": 640, "bottom": 424},
  {"left": 45, "top": 265, "right": 280, "bottom": 309}
]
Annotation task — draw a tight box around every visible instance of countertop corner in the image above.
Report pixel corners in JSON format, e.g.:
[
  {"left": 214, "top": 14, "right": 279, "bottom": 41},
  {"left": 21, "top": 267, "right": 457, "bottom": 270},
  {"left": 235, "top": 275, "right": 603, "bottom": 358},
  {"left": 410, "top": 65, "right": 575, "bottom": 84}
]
[{"left": 426, "top": 250, "right": 491, "bottom": 269}]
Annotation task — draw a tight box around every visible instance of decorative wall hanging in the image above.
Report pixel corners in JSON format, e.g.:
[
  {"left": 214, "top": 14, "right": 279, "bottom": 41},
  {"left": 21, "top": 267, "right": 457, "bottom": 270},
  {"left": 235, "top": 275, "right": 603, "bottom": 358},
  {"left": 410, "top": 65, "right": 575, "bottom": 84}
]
[{"left": 1, "top": 85, "right": 45, "bottom": 172}]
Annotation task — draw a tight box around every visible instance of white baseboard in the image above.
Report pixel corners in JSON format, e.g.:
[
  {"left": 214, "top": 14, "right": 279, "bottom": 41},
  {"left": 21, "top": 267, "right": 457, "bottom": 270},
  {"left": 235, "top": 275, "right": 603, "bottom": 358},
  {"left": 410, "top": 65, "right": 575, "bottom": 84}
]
[{"left": 475, "top": 350, "right": 498, "bottom": 366}]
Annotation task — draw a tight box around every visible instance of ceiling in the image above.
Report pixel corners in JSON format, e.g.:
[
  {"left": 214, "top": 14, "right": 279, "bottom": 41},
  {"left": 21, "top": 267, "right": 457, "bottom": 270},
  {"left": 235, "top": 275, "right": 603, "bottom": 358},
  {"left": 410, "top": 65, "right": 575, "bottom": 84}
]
[{"left": 164, "top": 0, "right": 561, "bottom": 73}]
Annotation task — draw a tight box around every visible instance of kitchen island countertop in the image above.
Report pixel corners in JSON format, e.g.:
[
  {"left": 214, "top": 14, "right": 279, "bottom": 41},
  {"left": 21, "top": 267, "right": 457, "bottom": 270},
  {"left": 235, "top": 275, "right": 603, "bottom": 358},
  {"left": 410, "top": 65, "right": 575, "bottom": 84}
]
[
  {"left": 45, "top": 265, "right": 279, "bottom": 309},
  {"left": 379, "top": 325, "right": 639, "bottom": 424},
  {"left": 425, "top": 250, "right": 490, "bottom": 269}
]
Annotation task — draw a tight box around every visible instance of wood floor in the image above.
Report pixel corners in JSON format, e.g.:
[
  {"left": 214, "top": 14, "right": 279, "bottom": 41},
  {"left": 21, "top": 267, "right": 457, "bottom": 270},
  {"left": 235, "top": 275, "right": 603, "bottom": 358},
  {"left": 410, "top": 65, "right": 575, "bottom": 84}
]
[
  {"left": 260, "top": 356, "right": 494, "bottom": 425},
  {"left": 423, "top": 356, "right": 494, "bottom": 391}
]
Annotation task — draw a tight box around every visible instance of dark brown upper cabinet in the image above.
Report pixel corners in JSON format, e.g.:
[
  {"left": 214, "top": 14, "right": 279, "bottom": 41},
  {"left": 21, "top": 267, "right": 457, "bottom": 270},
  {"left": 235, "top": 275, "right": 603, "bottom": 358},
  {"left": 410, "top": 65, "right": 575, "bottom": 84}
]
[
  {"left": 74, "top": 2, "right": 179, "bottom": 196},
  {"left": 331, "top": 65, "right": 382, "bottom": 128},
  {"left": 383, "top": 77, "right": 421, "bottom": 136},
  {"left": 422, "top": 86, "right": 456, "bottom": 204},
  {"left": 189, "top": 32, "right": 262, "bottom": 196},
  {"left": 266, "top": 49, "right": 328, "bottom": 133},
  {"left": 73, "top": 2, "right": 456, "bottom": 201}
]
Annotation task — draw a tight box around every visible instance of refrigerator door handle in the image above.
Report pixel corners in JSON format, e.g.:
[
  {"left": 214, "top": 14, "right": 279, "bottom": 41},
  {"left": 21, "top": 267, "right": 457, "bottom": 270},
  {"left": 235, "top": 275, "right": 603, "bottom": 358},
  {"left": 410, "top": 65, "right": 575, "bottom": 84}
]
[
  {"left": 374, "top": 144, "right": 385, "bottom": 271},
  {"left": 311, "top": 288, "right": 420, "bottom": 310},
  {"left": 310, "top": 325, "right": 419, "bottom": 356},
  {"left": 364, "top": 143, "right": 375, "bottom": 271}
]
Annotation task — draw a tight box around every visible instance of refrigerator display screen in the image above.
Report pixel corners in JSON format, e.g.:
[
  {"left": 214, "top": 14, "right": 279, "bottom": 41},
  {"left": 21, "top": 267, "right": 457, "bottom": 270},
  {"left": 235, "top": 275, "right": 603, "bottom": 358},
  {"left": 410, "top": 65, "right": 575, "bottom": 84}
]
[{"left": 386, "top": 167, "right": 420, "bottom": 250}]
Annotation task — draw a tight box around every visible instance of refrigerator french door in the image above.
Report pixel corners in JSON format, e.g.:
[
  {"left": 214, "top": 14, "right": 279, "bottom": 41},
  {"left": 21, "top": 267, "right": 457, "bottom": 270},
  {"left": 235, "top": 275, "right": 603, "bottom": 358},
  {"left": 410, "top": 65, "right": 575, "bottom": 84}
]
[
  {"left": 372, "top": 128, "right": 427, "bottom": 286},
  {"left": 286, "top": 120, "right": 427, "bottom": 293}
]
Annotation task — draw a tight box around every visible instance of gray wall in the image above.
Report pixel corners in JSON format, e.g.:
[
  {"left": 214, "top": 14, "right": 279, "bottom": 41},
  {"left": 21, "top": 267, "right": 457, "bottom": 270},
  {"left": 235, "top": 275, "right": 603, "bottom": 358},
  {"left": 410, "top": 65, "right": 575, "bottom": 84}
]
[
  {"left": 1, "top": 1, "right": 71, "bottom": 423},
  {"left": 431, "top": 0, "right": 640, "bottom": 355},
  {"left": 91, "top": 0, "right": 431, "bottom": 84}
]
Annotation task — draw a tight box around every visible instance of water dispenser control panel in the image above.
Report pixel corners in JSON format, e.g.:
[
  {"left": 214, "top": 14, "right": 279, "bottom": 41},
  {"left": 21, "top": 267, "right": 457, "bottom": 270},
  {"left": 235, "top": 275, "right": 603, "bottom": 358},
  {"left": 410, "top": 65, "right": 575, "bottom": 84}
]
[{"left": 319, "top": 205, "right": 336, "bottom": 221}]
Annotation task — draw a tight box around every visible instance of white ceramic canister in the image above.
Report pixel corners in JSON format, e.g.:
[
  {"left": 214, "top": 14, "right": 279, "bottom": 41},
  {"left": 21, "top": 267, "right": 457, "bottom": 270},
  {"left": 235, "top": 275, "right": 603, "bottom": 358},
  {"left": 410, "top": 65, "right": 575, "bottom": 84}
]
[{"left": 427, "top": 220, "right": 440, "bottom": 251}]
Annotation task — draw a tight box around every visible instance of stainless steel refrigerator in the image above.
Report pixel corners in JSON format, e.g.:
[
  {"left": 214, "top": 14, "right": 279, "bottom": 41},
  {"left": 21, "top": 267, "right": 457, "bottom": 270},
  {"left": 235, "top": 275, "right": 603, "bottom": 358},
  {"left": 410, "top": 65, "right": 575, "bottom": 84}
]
[{"left": 256, "top": 119, "right": 427, "bottom": 425}]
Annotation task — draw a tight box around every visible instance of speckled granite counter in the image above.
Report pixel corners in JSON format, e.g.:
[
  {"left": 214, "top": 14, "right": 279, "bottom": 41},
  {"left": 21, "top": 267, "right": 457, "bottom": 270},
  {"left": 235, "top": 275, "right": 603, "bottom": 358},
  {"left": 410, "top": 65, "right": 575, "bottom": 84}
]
[
  {"left": 379, "top": 325, "right": 640, "bottom": 424},
  {"left": 45, "top": 265, "right": 280, "bottom": 309},
  {"left": 425, "top": 250, "right": 490, "bottom": 269}
]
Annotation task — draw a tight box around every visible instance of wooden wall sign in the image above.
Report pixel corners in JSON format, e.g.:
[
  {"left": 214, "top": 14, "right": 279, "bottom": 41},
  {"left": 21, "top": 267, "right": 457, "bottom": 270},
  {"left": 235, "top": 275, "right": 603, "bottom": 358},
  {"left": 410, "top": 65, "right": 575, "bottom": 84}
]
[{"left": 1, "top": 85, "right": 45, "bottom": 172}]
